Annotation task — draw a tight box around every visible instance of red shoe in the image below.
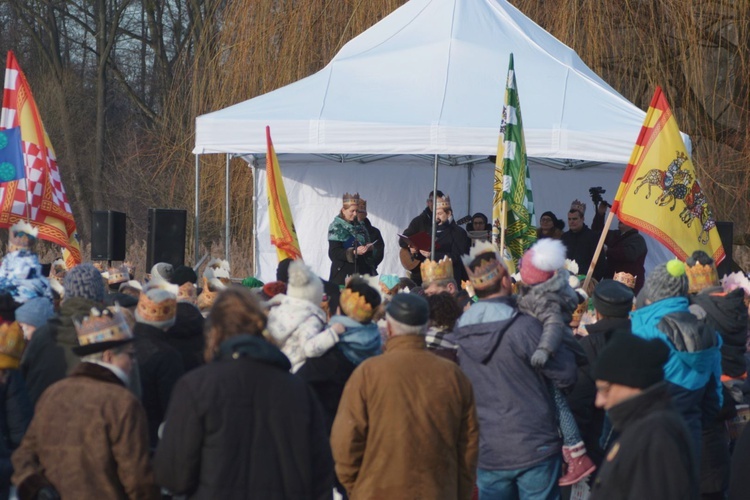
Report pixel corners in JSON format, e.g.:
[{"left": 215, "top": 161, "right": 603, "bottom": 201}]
[{"left": 558, "top": 442, "right": 596, "bottom": 486}]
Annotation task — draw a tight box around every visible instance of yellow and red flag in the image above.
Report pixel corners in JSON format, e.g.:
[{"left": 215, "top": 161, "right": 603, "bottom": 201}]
[
  {"left": 266, "top": 126, "right": 302, "bottom": 262},
  {"left": 0, "top": 51, "right": 81, "bottom": 267},
  {"left": 612, "top": 87, "right": 724, "bottom": 264}
]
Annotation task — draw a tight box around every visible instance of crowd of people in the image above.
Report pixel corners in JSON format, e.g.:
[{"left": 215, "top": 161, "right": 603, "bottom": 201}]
[{"left": 0, "top": 187, "right": 745, "bottom": 499}]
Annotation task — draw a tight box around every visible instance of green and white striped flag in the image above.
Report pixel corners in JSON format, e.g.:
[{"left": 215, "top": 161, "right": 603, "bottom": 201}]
[{"left": 492, "top": 53, "right": 536, "bottom": 265}]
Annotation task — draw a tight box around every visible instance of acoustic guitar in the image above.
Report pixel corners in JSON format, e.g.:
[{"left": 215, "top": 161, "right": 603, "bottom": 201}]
[{"left": 398, "top": 215, "right": 472, "bottom": 271}]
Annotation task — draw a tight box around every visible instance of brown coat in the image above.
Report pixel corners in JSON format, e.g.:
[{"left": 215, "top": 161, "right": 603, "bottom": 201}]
[
  {"left": 12, "top": 363, "right": 159, "bottom": 500},
  {"left": 331, "top": 334, "right": 479, "bottom": 500}
]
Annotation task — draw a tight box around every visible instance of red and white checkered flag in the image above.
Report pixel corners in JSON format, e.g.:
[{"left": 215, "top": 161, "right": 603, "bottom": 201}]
[{"left": 1, "top": 51, "right": 81, "bottom": 267}]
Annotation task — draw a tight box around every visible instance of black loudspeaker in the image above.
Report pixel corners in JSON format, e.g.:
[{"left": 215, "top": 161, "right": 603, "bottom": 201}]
[
  {"left": 91, "top": 211, "right": 127, "bottom": 261},
  {"left": 716, "top": 221, "right": 733, "bottom": 277},
  {"left": 147, "top": 209, "right": 187, "bottom": 271}
]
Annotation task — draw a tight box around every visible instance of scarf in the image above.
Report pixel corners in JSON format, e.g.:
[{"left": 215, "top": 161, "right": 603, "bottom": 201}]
[{"left": 327, "top": 215, "right": 368, "bottom": 246}]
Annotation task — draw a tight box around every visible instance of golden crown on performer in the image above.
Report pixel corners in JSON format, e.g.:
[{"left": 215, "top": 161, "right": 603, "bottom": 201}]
[
  {"left": 342, "top": 192, "right": 360, "bottom": 206},
  {"left": 461, "top": 241, "right": 505, "bottom": 291},
  {"left": 108, "top": 265, "right": 130, "bottom": 286},
  {"left": 420, "top": 256, "right": 453, "bottom": 284},
  {"left": 357, "top": 198, "right": 367, "bottom": 213},
  {"left": 339, "top": 287, "right": 375, "bottom": 323},
  {"left": 177, "top": 282, "right": 197, "bottom": 304},
  {"left": 685, "top": 262, "right": 719, "bottom": 294},
  {"left": 8, "top": 221, "right": 38, "bottom": 252},
  {"left": 197, "top": 277, "right": 225, "bottom": 312},
  {"left": 435, "top": 195, "right": 451, "bottom": 210},
  {"left": 612, "top": 272, "right": 637, "bottom": 290},
  {"left": 74, "top": 306, "right": 132, "bottom": 348},
  {"left": 570, "top": 199, "right": 586, "bottom": 216}
]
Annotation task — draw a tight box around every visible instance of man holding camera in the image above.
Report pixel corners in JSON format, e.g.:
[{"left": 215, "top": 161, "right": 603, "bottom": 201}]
[{"left": 591, "top": 197, "right": 647, "bottom": 295}]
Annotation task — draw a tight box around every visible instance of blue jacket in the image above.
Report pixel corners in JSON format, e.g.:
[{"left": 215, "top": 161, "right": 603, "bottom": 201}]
[{"left": 454, "top": 297, "right": 577, "bottom": 470}]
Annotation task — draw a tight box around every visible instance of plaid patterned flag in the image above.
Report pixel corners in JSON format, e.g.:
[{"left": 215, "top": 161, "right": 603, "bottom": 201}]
[
  {"left": 612, "top": 87, "right": 724, "bottom": 264},
  {"left": 1, "top": 51, "right": 82, "bottom": 267},
  {"left": 492, "top": 53, "right": 536, "bottom": 263},
  {"left": 266, "top": 126, "right": 302, "bottom": 262}
]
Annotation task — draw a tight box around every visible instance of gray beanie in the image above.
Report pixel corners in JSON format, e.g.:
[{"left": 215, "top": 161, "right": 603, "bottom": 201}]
[
  {"left": 63, "top": 263, "right": 105, "bottom": 303},
  {"left": 642, "top": 259, "right": 688, "bottom": 304},
  {"left": 14, "top": 297, "right": 54, "bottom": 328}
]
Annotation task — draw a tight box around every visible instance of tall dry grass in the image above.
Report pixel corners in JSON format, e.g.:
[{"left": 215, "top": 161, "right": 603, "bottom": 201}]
[{"left": 130, "top": 0, "right": 748, "bottom": 271}]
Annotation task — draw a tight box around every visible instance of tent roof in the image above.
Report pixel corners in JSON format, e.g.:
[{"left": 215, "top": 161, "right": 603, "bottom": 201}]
[{"left": 194, "top": 0, "right": 647, "bottom": 163}]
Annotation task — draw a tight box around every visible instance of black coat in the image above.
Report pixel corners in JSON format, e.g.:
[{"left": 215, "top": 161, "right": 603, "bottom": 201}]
[
  {"left": 133, "top": 322, "right": 185, "bottom": 448},
  {"left": 0, "top": 370, "right": 32, "bottom": 500},
  {"left": 561, "top": 224, "right": 604, "bottom": 279},
  {"left": 296, "top": 348, "right": 357, "bottom": 434},
  {"left": 590, "top": 383, "right": 698, "bottom": 500},
  {"left": 399, "top": 207, "right": 433, "bottom": 284},
  {"left": 153, "top": 334, "right": 333, "bottom": 500},
  {"left": 165, "top": 302, "right": 206, "bottom": 373},
  {"left": 361, "top": 218, "right": 385, "bottom": 272},
  {"left": 592, "top": 211, "right": 647, "bottom": 294},
  {"left": 566, "top": 317, "right": 630, "bottom": 468},
  {"left": 434, "top": 220, "right": 471, "bottom": 282}
]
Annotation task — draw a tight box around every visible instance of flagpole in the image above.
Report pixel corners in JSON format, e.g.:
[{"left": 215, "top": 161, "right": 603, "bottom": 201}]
[
  {"left": 430, "top": 154, "right": 438, "bottom": 260},
  {"left": 582, "top": 209, "right": 616, "bottom": 292}
]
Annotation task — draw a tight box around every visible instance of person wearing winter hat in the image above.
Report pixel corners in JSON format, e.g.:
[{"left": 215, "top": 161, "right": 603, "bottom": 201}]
[
  {"left": 133, "top": 286, "right": 184, "bottom": 447},
  {"left": 13, "top": 306, "right": 159, "bottom": 499},
  {"left": 150, "top": 262, "right": 174, "bottom": 283},
  {"left": 20, "top": 263, "right": 106, "bottom": 406},
  {"left": 516, "top": 238, "right": 594, "bottom": 486},
  {"left": 537, "top": 211, "right": 564, "bottom": 240},
  {"left": 169, "top": 265, "right": 198, "bottom": 286},
  {"left": 631, "top": 258, "right": 722, "bottom": 463},
  {"left": 330, "top": 291, "right": 478, "bottom": 500},
  {"left": 14, "top": 296, "right": 55, "bottom": 341},
  {"left": 454, "top": 241, "right": 577, "bottom": 499},
  {"left": 590, "top": 331, "right": 697, "bottom": 500},
  {"left": 265, "top": 260, "right": 327, "bottom": 372}
]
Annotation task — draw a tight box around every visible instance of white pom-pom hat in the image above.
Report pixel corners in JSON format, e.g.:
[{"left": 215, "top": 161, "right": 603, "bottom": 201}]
[{"left": 519, "top": 238, "right": 567, "bottom": 285}]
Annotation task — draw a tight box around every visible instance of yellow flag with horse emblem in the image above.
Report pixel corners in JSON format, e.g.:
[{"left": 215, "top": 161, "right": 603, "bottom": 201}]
[{"left": 611, "top": 87, "right": 724, "bottom": 265}]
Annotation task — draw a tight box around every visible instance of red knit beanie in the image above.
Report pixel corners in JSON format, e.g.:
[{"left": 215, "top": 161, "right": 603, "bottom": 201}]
[{"left": 519, "top": 238, "right": 567, "bottom": 285}]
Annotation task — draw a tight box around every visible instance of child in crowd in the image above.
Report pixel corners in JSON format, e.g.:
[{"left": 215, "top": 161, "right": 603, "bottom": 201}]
[{"left": 516, "top": 238, "right": 595, "bottom": 486}]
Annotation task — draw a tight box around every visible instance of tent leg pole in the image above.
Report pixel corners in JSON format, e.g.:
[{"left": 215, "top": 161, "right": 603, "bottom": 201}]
[
  {"left": 252, "top": 164, "right": 258, "bottom": 277},
  {"left": 430, "top": 154, "right": 439, "bottom": 259},
  {"left": 194, "top": 154, "right": 200, "bottom": 266},
  {"left": 467, "top": 163, "right": 473, "bottom": 219},
  {"left": 225, "top": 154, "right": 231, "bottom": 262}
]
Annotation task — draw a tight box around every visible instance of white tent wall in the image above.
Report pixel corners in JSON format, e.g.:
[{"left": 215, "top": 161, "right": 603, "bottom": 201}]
[{"left": 252, "top": 155, "right": 671, "bottom": 283}]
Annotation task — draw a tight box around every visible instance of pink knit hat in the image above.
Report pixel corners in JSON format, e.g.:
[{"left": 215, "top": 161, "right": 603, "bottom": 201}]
[{"left": 519, "top": 239, "right": 567, "bottom": 285}]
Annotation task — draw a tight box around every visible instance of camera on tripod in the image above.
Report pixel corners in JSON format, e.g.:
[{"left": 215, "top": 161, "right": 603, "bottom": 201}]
[{"left": 589, "top": 186, "right": 610, "bottom": 208}]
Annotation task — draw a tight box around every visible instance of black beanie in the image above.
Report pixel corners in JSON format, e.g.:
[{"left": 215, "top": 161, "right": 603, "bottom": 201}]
[
  {"left": 171, "top": 265, "right": 198, "bottom": 286},
  {"left": 593, "top": 280, "right": 634, "bottom": 318},
  {"left": 593, "top": 331, "right": 669, "bottom": 389}
]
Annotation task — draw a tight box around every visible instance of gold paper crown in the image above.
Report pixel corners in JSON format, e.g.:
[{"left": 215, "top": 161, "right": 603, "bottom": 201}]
[
  {"left": 343, "top": 192, "right": 360, "bottom": 206},
  {"left": 8, "top": 221, "right": 38, "bottom": 252},
  {"left": 137, "top": 290, "right": 177, "bottom": 323},
  {"left": 357, "top": 198, "right": 367, "bottom": 213},
  {"left": 123, "top": 261, "right": 135, "bottom": 277},
  {"left": 461, "top": 242, "right": 505, "bottom": 291},
  {"left": 570, "top": 199, "right": 586, "bottom": 216},
  {"left": 177, "top": 282, "right": 197, "bottom": 304},
  {"left": 339, "top": 288, "right": 375, "bottom": 323},
  {"left": 74, "top": 306, "right": 132, "bottom": 348},
  {"left": 108, "top": 266, "right": 130, "bottom": 286},
  {"left": 685, "top": 262, "right": 719, "bottom": 294},
  {"left": 197, "top": 277, "right": 224, "bottom": 312},
  {"left": 0, "top": 322, "right": 25, "bottom": 368},
  {"left": 435, "top": 195, "right": 451, "bottom": 210},
  {"left": 420, "top": 256, "right": 453, "bottom": 285},
  {"left": 613, "top": 272, "right": 637, "bottom": 289}
]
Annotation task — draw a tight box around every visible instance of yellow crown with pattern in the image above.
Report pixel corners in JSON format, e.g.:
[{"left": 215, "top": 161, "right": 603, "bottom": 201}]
[
  {"left": 136, "top": 289, "right": 177, "bottom": 324},
  {"left": 343, "top": 192, "right": 360, "bottom": 206},
  {"left": 108, "top": 265, "right": 130, "bottom": 286},
  {"left": 340, "top": 288, "right": 375, "bottom": 323},
  {"left": 685, "top": 262, "right": 719, "bottom": 294},
  {"left": 74, "top": 306, "right": 132, "bottom": 348},
  {"left": 420, "top": 256, "right": 453, "bottom": 285},
  {"left": 0, "top": 322, "right": 25, "bottom": 369},
  {"left": 8, "top": 221, "right": 38, "bottom": 252},
  {"left": 613, "top": 272, "right": 637, "bottom": 289},
  {"left": 177, "top": 282, "right": 197, "bottom": 304},
  {"left": 461, "top": 241, "right": 505, "bottom": 291},
  {"left": 435, "top": 195, "right": 451, "bottom": 210}
]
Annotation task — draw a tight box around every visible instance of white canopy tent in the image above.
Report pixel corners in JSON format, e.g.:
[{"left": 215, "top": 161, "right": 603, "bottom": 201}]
[{"left": 194, "top": 0, "right": 674, "bottom": 282}]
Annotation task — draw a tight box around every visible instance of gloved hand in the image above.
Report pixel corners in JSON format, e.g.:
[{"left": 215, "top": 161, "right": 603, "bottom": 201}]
[{"left": 531, "top": 348, "right": 550, "bottom": 368}]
